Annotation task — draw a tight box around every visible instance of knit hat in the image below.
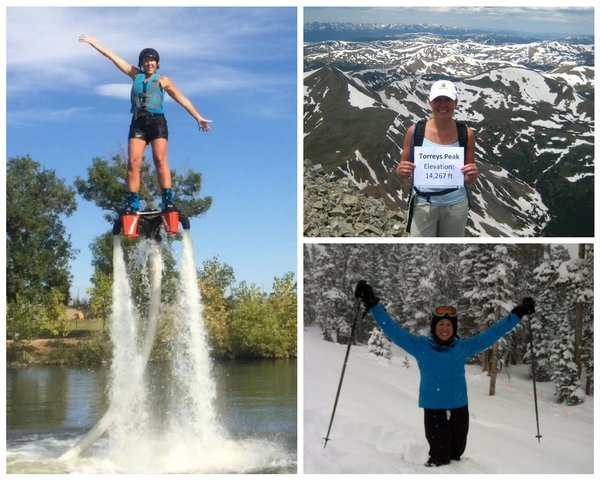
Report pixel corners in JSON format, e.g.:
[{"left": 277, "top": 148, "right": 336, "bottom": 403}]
[{"left": 429, "top": 80, "right": 457, "bottom": 101}]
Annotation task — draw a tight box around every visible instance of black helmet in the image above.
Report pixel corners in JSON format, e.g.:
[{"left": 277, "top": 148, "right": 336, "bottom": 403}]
[{"left": 138, "top": 48, "right": 160, "bottom": 69}]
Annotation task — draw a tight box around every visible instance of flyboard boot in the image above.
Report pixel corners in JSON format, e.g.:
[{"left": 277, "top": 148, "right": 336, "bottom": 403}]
[
  {"left": 120, "top": 192, "right": 141, "bottom": 238},
  {"left": 113, "top": 189, "right": 190, "bottom": 240},
  {"left": 160, "top": 188, "right": 180, "bottom": 235}
]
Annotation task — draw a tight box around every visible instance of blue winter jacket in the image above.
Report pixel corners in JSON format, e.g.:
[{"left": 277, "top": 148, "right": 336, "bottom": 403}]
[{"left": 371, "top": 303, "right": 522, "bottom": 410}]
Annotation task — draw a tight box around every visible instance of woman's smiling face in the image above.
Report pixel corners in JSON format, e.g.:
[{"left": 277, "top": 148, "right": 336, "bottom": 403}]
[
  {"left": 435, "top": 318, "right": 454, "bottom": 342},
  {"left": 430, "top": 96, "right": 457, "bottom": 119},
  {"left": 141, "top": 57, "right": 158, "bottom": 74}
]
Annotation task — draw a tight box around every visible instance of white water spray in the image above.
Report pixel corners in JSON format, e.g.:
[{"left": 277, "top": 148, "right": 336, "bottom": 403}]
[
  {"left": 57, "top": 230, "right": 292, "bottom": 473},
  {"left": 58, "top": 237, "right": 163, "bottom": 464},
  {"left": 106, "top": 238, "right": 163, "bottom": 469},
  {"left": 168, "top": 230, "right": 220, "bottom": 441}
]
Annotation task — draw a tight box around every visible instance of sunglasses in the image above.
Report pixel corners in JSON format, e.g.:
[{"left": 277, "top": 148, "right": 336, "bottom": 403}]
[{"left": 433, "top": 305, "right": 457, "bottom": 320}]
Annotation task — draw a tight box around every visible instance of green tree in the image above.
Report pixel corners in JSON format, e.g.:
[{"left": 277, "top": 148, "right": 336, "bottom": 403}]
[
  {"left": 74, "top": 153, "right": 212, "bottom": 317},
  {"left": 269, "top": 272, "right": 297, "bottom": 357},
  {"left": 6, "top": 297, "right": 43, "bottom": 340},
  {"left": 74, "top": 154, "right": 212, "bottom": 223},
  {"left": 40, "top": 287, "right": 70, "bottom": 337},
  {"left": 198, "top": 257, "right": 235, "bottom": 356},
  {"left": 228, "top": 282, "right": 272, "bottom": 357},
  {"left": 227, "top": 277, "right": 297, "bottom": 359},
  {"left": 6, "top": 156, "right": 77, "bottom": 303},
  {"left": 87, "top": 270, "right": 114, "bottom": 331}
]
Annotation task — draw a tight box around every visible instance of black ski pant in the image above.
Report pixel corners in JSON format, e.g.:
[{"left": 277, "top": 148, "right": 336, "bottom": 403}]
[{"left": 424, "top": 405, "right": 469, "bottom": 464}]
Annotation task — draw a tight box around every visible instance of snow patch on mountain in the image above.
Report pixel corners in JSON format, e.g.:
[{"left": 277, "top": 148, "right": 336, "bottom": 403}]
[{"left": 348, "top": 84, "right": 377, "bottom": 109}]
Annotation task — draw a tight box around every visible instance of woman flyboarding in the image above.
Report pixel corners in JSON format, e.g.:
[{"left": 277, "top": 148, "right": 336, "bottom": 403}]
[{"left": 79, "top": 35, "right": 212, "bottom": 214}]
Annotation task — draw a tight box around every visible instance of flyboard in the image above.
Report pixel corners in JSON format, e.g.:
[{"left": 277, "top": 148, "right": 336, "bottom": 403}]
[
  {"left": 113, "top": 208, "right": 191, "bottom": 240},
  {"left": 58, "top": 209, "right": 190, "bottom": 463}
]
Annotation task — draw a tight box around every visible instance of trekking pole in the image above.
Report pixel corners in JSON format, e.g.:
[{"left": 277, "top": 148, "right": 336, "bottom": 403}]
[
  {"left": 527, "top": 319, "right": 543, "bottom": 443},
  {"left": 323, "top": 300, "right": 368, "bottom": 448}
]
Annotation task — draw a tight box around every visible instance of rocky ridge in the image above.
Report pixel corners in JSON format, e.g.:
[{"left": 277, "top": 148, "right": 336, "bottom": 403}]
[{"left": 304, "top": 160, "right": 407, "bottom": 237}]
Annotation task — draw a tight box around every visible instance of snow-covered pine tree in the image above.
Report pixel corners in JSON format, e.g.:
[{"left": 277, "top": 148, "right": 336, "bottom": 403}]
[
  {"left": 303, "top": 244, "right": 319, "bottom": 327},
  {"left": 550, "top": 246, "right": 585, "bottom": 405},
  {"left": 530, "top": 245, "right": 561, "bottom": 382},
  {"left": 460, "top": 244, "right": 519, "bottom": 395},
  {"left": 571, "top": 245, "right": 593, "bottom": 381},
  {"left": 435, "top": 244, "right": 464, "bottom": 303},
  {"left": 397, "top": 244, "right": 437, "bottom": 335},
  {"left": 551, "top": 320, "right": 584, "bottom": 405},
  {"left": 458, "top": 244, "right": 492, "bottom": 340},
  {"left": 375, "top": 244, "right": 406, "bottom": 321},
  {"left": 579, "top": 245, "right": 594, "bottom": 395},
  {"left": 368, "top": 327, "right": 392, "bottom": 361},
  {"left": 510, "top": 244, "right": 545, "bottom": 365},
  {"left": 487, "top": 245, "right": 519, "bottom": 395},
  {"left": 305, "top": 244, "right": 356, "bottom": 343}
]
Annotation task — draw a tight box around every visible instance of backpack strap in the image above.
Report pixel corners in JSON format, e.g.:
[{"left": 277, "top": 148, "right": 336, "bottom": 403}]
[
  {"left": 455, "top": 121, "right": 468, "bottom": 161},
  {"left": 455, "top": 121, "right": 471, "bottom": 209},
  {"left": 409, "top": 120, "right": 427, "bottom": 163},
  {"left": 406, "top": 120, "right": 425, "bottom": 233}
]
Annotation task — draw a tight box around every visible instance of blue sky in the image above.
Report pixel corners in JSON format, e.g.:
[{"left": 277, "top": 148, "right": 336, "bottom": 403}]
[
  {"left": 6, "top": 7, "right": 297, "bottom": 300},
  {"left": 304, "top": 6, "right": 595, "bottom": 38}
]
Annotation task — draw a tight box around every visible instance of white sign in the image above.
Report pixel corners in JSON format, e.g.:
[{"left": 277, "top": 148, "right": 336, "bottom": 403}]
[{"left": 413, "top": 146, "right": 464, "bottom": 188}]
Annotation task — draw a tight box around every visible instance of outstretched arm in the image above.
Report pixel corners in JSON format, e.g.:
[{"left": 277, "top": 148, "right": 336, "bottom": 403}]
[
  {"left": 78, "top": 34, "right": 138, "bottom": 79},
  {"left": 464, "top": 297, "right": 536, "bottom": 357},
  {"left": 161, "top": 77, "right": 212, "bottom": 132},
  {"left": 463, "top": 312, "right": 521, "bottom": 357},
  {"left": 370, "top": 304, "right": 424, "bottom": 358},
  {"left": 355, "top": 280, "right": 423, "bottom": 357}
]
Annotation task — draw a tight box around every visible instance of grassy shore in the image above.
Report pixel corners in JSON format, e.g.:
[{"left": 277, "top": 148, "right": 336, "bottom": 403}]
[{"left": 7, "top": 317, "right": 111, "bottom": 366}]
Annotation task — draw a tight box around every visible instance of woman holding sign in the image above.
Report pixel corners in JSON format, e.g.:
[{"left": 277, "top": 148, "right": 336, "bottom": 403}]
[{"left": 397, "top": 80, "right": 478, "bottom": 237}]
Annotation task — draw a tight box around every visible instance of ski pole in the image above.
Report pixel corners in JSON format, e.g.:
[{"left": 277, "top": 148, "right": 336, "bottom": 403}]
[
  {"left": 527, "top": 319, "right": 542, "bottom": 443},
  {"left": 323, "top": 299, "right": 367, "bottom": 448}
]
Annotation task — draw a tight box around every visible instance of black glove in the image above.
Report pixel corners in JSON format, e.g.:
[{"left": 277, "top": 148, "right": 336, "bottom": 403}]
[
  {"left": 511, "top": 297, "right": 535, "bottom": 319},
  {"left": 354, "top": 280, "right": 380, "bottom": 310}
]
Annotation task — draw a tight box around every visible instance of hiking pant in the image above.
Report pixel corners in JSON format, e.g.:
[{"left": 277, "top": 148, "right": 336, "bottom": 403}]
[
  {"left": 409, "top": 199, "right": 468, "bottom": 237},
  {"left": 424, "top": 405, "right": 469, "bottom": 464}
]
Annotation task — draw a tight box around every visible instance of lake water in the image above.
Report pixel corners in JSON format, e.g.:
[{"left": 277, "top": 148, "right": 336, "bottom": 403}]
[{"left": 6, "top": 359, "right": 297, "bottom": 473}]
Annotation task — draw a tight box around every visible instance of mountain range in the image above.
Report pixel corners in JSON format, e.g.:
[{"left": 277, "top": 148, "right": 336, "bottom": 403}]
[{"left": 303, "top": 24, "right": 594, "bottom": 236}]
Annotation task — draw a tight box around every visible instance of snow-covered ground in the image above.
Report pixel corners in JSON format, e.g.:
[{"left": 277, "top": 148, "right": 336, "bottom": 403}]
[{"left": 303, "top": 326, "right": 594, "bottom": 474}]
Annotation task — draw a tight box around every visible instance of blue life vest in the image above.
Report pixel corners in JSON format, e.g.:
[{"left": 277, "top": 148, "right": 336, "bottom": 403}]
[{"left": 130, "top": 72, "right": 164, "bottom": 115}]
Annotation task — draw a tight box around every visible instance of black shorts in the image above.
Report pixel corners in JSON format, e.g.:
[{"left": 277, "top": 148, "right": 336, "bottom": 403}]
[{"left": 128, "top": 114, "right": 169, "bottom": 144}]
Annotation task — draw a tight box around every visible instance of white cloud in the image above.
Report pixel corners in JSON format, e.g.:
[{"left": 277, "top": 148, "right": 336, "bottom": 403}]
[
  {"left": 7, "top": 7, "right": 296, "bottom": 98},
  {"left": 94, "top": 84, "right": 130, "bottom": 99},
  {"left": 7, "top": 106, "right": 93, "bottom": 125}
]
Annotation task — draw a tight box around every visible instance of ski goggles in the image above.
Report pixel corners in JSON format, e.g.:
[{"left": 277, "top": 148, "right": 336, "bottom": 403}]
[{"left": 433, "top": 305, "right": 458, "bottom": 320}]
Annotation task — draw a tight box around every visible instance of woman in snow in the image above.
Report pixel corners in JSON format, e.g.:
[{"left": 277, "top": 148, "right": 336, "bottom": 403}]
[
  {"left": 79, "top": 35, "right": 212, "bottom": 214},
  {"left": 396, "top": 80, "right": 478, "bottom": 237},
  {"left": 354, "top": 280, "right": 535, "bottom": 467}
]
